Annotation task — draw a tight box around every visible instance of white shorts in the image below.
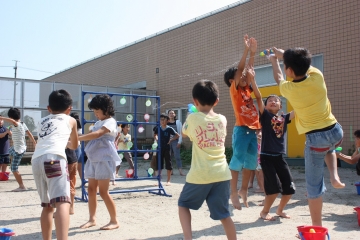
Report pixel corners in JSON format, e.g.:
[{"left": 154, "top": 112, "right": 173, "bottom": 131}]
[
  {"left": 84, "top": 159, "right": 116, "bottom": 180},
  {"left": 32, "top": 154, "right": 70, "bottom": 207}
]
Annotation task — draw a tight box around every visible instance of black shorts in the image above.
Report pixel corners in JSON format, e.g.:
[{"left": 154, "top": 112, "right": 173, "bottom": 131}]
[
  {"left": 0, "top": 154, "right": 10, "bottom": 164},
  {"left": 160, "top": 148, "right": 172, "bottom": 171},
  {"left": 260, "top": 154, "right": 295, "bottom": 195}
]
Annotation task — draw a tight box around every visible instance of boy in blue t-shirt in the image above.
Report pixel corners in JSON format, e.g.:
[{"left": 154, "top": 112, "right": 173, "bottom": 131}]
[
  {"left": 0, "top": 115, "right": 11, "bottom": 172},
  {"left": 154, "top": 114, "right": 179, "bottom": 186},
  {"left": 247, "top": 66, "right": 296, "bottom": 221}
]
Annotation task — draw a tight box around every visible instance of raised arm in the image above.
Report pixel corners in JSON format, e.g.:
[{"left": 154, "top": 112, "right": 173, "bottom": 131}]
[
  {"left": 247, "top": 66, "right": 264, "bottom": 114},
  {"left": 246, "top": 38, "right": 257, "bottom": 86},
  {"left": 0, "top": 116, "right": 18, "bottom": 126},
  {"left": 233, "top": 35, "right": 250, "bottom": 87}
]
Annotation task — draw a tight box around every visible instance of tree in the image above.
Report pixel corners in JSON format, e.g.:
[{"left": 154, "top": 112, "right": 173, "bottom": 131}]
[{"left": 23, "top": 115, "right": 36, "bottom": 133}]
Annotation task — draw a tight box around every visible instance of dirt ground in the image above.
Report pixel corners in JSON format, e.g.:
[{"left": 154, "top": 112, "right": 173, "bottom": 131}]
[{"left": 0, "top": 161, "right": 359, "bottom": 240}]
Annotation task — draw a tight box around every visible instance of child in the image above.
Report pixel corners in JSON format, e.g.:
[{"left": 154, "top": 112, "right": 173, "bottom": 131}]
[
  {"left": 248, "top": 130, "right": 264, "bottom": 193},
  {"left": 78, "top": 94, "right": 120, "bottom": 230},
  {"left": 247, "top": 66, "right": 295, "bottom": 220},
  {"left": 70, "top": 112, "right": 84, "bottom": 182},
  {"left": 156, "top": 114, "right": 179, "bottom": 186},
  {"left": 223, "top": 35, "right": 260, "bottom": 209},
  {"left": 0, "top": 108, "right": 36, "bottom": 191},
  {"left": 336, "top": 130, "right": 360, "bottom": 175},
  {"left": 65, "top": 147, "right": 78, "bottom": 215},
  {"left": 168, "top": 109, "right": 185, "bottom": 176},
  {"left": 31, "top": 89, "right": 79, "bottom": 240},
  {"left": 150, "top": 126, "right": 159, "bottom": 176},
  {"left": 0, "top": 115, "right": 11, "bottom": 172},
  {"left": 268, "top": 47, "right": 344, "bottom": 226},
  {"left": 116, "top": 124, "right": 134, "bottom": 175},
  {"left": 178, "top": 80, "right": 236, "bottom": 240}
]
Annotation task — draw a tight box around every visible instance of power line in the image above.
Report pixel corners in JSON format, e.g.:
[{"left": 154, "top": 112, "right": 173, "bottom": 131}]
[{"left": 0, "top": 65, "right": 54, "bottom": 74}]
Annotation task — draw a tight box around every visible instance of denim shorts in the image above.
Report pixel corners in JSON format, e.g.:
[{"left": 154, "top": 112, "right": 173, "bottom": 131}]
[
  {"left": 0, "top": 154, "right": 10, "bottom": 164},
  {"left": 178, "top": 180, "right": 230, "bottom": 220},
  {"left": 229, "top": 126, "right": 257, "bottom": 171},
  {"left": 9, "top": 147, "right": 25, "bottom": 172},
  {"left": 304, "top": 123, "right": 343, "bottom": 199}
]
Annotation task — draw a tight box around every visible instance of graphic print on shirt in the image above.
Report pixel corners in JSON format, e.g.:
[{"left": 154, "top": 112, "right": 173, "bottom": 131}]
[
  {"left": 195, "top": 122, "right": 225, "bottom": 149},
  {"left": 271, "top": 115, "right": 285, "bottom": 138},
  {"left": 239, "top": 91, "right": 258, "bottom": 120},
  {"left": 39, "top": 117, "right": 58, "bottom": 139}
]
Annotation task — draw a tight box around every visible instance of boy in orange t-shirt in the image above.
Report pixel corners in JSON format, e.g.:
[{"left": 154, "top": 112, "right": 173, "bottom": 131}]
[{"left": 224, "top": 35, "right": 261, "bottom": 210}]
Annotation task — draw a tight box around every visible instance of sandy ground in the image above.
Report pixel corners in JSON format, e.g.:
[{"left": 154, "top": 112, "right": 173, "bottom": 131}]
[{"left": 1, "top": 161, "right": 360, "bottom": 240}]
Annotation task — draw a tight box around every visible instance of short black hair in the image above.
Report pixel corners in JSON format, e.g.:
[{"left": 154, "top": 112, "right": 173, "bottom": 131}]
[
  {"left": 264, "top": 95, "right": 282, "bottom": 106},
  {"left": 49, "top": 90, "right": 73, "bottom": 112},
  {"left": 354, "top": 130, "right": 360, "bottom": 138},
  {"left": 224, "top": 67, "right": 237, "bottom": 87},
  {"left": 192, "top": 80, "right": 219, "bottom": 106},
  {"left": 70, "top": 112, "right": 82, "bottom": 129},
  {"left": 160, "top": 113, "right": 169, "bottom": 120},
  {"left": 283, "top": 48, "right": 312, "bottom": 77},
  {"left": 8, "top": 107, "right": 21, "bottom": 120},
  {"left": 88, "top": 94, "right": 115, "bottom": 116},
  {"left": 121, "top": 124, "right": 129, "bottom": 129}
]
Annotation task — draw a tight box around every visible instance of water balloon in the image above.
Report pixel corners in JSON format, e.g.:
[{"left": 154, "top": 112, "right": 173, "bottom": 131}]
[
  {"left": 126, "top": 114, "right": 133, "bottom": 122},
  {"left": 120, "top": 97, "right": 126, "bottom": 105},
  {"left": 127, "top": 169, "right": 134, "bottom": 175},
  {"left": 145, "top": 99, "right": 151, "bottom": 107},
  {"left": 152, "top": 142, "right": 158, "bottom": 149},
  {"left": 143, "top": 152, "right": 149, "bottom": 160},
  {"left": 127, "top": 141, "right": 133, "bottom": 149},
  {"left": 118, "top": 153, "right": 123, "bottom": 159},
  {"left": 138, "top": 125, "right": 144, "bottom": 133},
  {"left": 148, "top": 168, "right": 154, "bottom": 176},
  {"left": 144, "top": 114, "right": 150, "bottom": 122}
]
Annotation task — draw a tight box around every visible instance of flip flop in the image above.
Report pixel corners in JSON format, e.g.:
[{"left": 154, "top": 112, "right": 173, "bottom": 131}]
[{"left": 11, "top": 188, "right": 27, "bottom": 192}]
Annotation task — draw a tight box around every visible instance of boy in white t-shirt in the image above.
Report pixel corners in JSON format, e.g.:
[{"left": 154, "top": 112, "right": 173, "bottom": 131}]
[
  {"left": 31, "top": 90, "right": 79, "bottom": 240},
  {"left": 0, "top": 108, "right": 36, "bottom": 191},
  {"left": 178, "top": 80, "right": 236, "bottom": 240}
]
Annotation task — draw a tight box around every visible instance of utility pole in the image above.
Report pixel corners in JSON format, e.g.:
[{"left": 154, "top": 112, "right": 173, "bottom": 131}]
[{"left": 13, "top": 60, "right": 19, "bottom": 78}]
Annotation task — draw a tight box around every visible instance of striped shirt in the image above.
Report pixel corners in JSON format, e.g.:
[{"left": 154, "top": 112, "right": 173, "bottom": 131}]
[{"left": 11, "top": 122, "right": 28, "bottom": 154}]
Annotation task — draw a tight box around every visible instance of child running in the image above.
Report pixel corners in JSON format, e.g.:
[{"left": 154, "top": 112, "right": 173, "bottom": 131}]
[
  {"left": 267, "top": 47, "right": 344, "bottom": 226},
  {"left": 0, "top": 108, "right": 37, "bottom": 191},
  {"left": 178, "top": 80, "right": 236, "bottom": 240},
  {"left": 247, "top": 65, "right": 296, "bottom": 220},
  {"left": 79, "top": 94, "right": 120, "bottom": 230},
  {"left": 31, "top": 89, "right": 79, "bottom": 240},
  {"left": 224, "top": 35, "right": 261, "bottom": 209}
]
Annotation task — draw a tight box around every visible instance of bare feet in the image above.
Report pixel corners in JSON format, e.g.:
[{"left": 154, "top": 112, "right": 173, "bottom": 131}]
[
  {"left": 100, "top": 222, "right": 119, "bottom": 230},
  {"left": 179, "top": 172, "right": 186, "bottom": 176},
  {"left": 238, "top": 189, "right": 249, "bottom": 208},
  {"left": 330, "top": 178, "right": 345, "bottom": 189},
  {"left": 258, "top": 200, "right": 265, "bottom": 206},
  {"left": 166, "top": 182, "right": 171, "bottom": 186},
  {"left": 230, "top": 193, "right": 242, "bottom": 210},
  {"left": 260, "top": 211, "right": 276, "bottom": 221},
  {"left": 80, "top": 221, "right": 96, "bottom": 229},
  {"left": 70, "top": 207, "right": 74, "bottom": 215},
  {"left": 11, "top": 187, "right": 27, "bottom": 192},
  {"left": 248, "top": 184, "right": 253, "bottom": 189},
  {"left": 276, "top": 211, "right": 290, "bottom": 219}
]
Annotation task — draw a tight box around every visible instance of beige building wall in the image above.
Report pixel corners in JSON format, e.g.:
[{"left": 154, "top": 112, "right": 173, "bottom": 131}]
[{"left": 44, "top": 0, "right": 360, "bottom": 154}]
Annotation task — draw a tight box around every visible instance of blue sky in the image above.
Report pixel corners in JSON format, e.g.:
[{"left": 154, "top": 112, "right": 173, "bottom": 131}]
[{"left": 0, "top": 0, "right": 238, "bottom": 80}]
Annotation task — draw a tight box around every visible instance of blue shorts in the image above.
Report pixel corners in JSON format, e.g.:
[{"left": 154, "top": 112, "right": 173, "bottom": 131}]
[
  {"left": 9, "top": 147, "right": 25, "bottom": 172},
  {"left": 305, "top": 123, "right": 343, "bottom": 199},
  {"left": 0, "top": 154, "right": 10, "bottom": 164},
  {"left": 178, "top": 180, "right": 230, "bottom": 220},
  {"left": 229, "top": 126, "right": 257, "bottom": 171}
]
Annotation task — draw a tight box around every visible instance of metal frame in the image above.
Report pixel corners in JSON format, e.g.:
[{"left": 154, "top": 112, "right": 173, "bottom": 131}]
[{"left": 75, "top": 91, "right": 171, "bottom": 202}]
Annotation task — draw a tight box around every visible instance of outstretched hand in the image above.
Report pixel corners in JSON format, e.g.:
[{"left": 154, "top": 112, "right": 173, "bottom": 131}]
[
  {"left": 245, "top": 65, "right": 255, "bottom": 81},
  {"left": 271, "top": 47, "right": 284, "bottom": 59},
  {"left": 244, "top": 34, "right": 250, "bottom": 49},
  {"left": 249, "top": 38, "right": 257, "bottom": 53}
]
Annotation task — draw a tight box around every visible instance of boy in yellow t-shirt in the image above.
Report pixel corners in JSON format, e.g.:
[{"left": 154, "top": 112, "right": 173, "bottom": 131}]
[
  {"left": 267, "top": 47, "right": 344, "bottom": 226},
  {"left": 178, "top": 80, "right": 236, "bottom": 240}
]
